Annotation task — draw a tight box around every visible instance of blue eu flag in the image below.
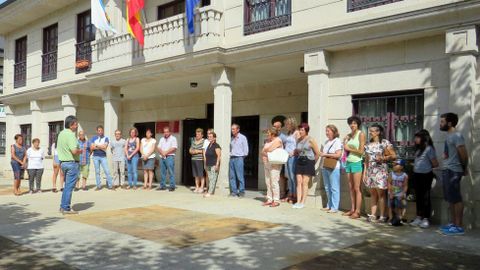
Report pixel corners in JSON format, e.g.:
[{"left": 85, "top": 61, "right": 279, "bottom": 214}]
[{"left": 186, "top": 0, "right": 200, "bottom": 34}]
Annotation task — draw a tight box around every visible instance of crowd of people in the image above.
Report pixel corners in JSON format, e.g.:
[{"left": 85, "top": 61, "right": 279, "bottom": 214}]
[{"left": 9, "top": 112, "right": 468, "bottom": 236}]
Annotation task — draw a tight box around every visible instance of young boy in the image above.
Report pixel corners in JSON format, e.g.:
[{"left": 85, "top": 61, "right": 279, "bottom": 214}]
[{"left": 388, "top": 159, "right": 409, "bottom": 226}]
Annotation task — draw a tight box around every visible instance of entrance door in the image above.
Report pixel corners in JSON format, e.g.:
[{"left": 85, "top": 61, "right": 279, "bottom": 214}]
[
  {"left": 232, "top": 115, "right": 259, "bottom": 190},
  {"left": 182, "top": 119, "right": 211, "bottom": 186},
  {"left": 134, "top": 122, "right": 156, "bottom": 139}
]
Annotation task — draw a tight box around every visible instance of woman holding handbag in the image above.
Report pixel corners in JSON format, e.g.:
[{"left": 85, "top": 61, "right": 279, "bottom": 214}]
[
  {"left": 293, "top": 123, "right": 320, "bottom": 209},
  {"left": 261, "top": 127, "right": 284, "bottom": 207},
  {"left": 320, "top": 125, "right": 342, "bottom": 213},
  {"left": 363, "top": 124, "right": 396, "bottom": 223}
]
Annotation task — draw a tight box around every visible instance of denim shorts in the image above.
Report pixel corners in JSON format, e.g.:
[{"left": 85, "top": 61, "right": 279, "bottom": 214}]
[
  {"left": 345, "top": 161, "right": 363, "bottom": 173},
  {"left": 442, "top": 169, "right": 463, "bottom": 204},
  {"left": 389, "top": 196, "right": 406, "bottom": 209}
]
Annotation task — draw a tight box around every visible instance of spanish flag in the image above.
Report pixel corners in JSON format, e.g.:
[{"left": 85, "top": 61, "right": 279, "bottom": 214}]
[{"left": 126, "top": 0, "right": 144, "bottom": 46}]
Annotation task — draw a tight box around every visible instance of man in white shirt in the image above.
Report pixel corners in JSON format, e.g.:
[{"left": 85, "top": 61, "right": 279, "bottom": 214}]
[{"left": 157, "top": 126, "right": 178, "bottom": 191}]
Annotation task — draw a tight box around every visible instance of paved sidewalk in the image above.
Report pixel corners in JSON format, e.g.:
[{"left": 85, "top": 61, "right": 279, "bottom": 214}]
[{"left": 0, "top": 180, "right": 479, "bottom": 270}]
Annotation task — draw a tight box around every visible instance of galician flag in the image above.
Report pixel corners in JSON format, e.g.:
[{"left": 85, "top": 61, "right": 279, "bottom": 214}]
[
  {"left": 126, "top": 0, "right": 145, "bottom": 46},
  {"left": 186, "top": 0, "right": 200, "bottom": 34},
  {"left": 91, "top": 0, "right": 117, "bottom": 33}
]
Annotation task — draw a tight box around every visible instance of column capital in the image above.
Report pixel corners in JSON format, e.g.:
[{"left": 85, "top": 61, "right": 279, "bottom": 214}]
[
  {"left": 446, "top": 25, "right": 479, "bottom": 55},
  {"left": 102, "top": 86, "right": 122, "bottom": 102},
  {"left": 62, "top": 94, "right": 79, "bottom": 108},
  {"left": 304, "top": 49, "right": 330, "bottom": 74},
  {"left": 30, "top": 100, "right": 41, "bottom": 112},
  {"left": 4, "top": 104, "right": 14, "bottom": 116},
  {"left": 211, "top": 67, "right": 235, "bottom": 88}
]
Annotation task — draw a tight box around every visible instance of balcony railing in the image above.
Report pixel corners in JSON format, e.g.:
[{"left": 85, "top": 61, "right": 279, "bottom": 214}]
[
  {"left": 75, "top": 41, "right": 92, "bottom": 74},
  {"left": 14, "top": 61, "right": 26, "bottom": 88},
  {"left": 41, "top": 51, "right": 57, "bottom": 82},
  {"left": 244, "top": 0, "right": 291, "bottom": 36},
  {"left": 91, "top": 7, "right": 223, "bottom": 74},
  {"left": 347, "top": 0, "right": 403, "bottom": 12}
]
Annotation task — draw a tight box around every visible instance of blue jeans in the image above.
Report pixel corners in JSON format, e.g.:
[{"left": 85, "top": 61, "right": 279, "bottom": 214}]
[
  {"left": 160, "top": 156, "right": 175, "bottom": 189},
  {"left": 127, "top": 155, "right": 139, "bottom": 187},
  {"left": 60, "top": 162, "right": 79, "bottom": 211},
  {"left": 229, "top": 157, "right": 245, "bottom": 195},
  {"left": 286, "top": 156, "right": 297, "bottom": 195},
  {"left": 93, "top": 156, "right": 113, "bottom": 188},
  {"left": 322, "top": 168, "right": 341, "bottom": 211}
]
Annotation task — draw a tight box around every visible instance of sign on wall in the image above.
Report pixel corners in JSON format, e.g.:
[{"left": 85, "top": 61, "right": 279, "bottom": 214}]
[{"left": 156, "top": 121, "right": 180, "bottom": 133}]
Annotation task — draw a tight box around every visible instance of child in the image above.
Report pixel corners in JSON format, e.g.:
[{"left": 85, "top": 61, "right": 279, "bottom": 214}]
[{"left": 388, "top": 159, "right": 409, "bottom": 226}]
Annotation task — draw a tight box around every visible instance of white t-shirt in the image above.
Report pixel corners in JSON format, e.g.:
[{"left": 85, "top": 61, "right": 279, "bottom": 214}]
[
  {"left": 203, "top": 139, "right": 210, "bottom": 150},
  {"left": 321, "top": 138, "right": 342, "bottom": 170},
  {"left": 27, "top": 147, "right": 45, "bottom": 169},
  {"left": 158, "top": 135, "right": 178, "bottom": 156},
  {"left": 141, "top": 138, "right": 157, "bottom": 159}
]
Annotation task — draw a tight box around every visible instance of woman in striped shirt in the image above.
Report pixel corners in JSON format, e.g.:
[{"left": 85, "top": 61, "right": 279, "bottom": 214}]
[{"left": 190, "top": 128, "right": 206, "bottom": 193}]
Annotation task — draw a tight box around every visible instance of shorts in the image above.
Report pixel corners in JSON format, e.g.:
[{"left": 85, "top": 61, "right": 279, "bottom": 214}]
[
  {"left": 79, "top": 164, "right": 90, "bottom": 179},
  {"left": 11, "top": 161, "right": 24, "bottom": 180},
  {"left": 389, "top": 196, "right": 406, "bottom": 209},
  {"left": 191, "top": 160, "right": 204, "bottom": 177},
  {"left": 345, "top": 161, "right": 363, "bottom": 173},
  {"left": 442, "top": 169, "right": 463, "bottom": 204},
  {"left": 143, "top": 158, "right": 155, "bottom": 170},
  {"left": 54, "top": 155, "right": 60, "bottom": 164},
  {"left": 295, "top": 158, "right": 316, "bottom": 176}
]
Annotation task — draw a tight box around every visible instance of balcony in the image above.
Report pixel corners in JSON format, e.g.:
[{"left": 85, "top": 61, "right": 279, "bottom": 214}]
[
  {"left": 244, "top": 0, "right": 291, "bottom": 36},
  {"left": 14, "top": 61, "right": 26, "bottom": 88},
  {"left": 347, "top": 0, "right": 403, "bottom": 12},
  {"left": 90, "top": 7, "right": 223, "bottom": 74},
  {"left": 41, "top": 51, "right": 57, "bottom": 82},
  {"left": 75, "top": 41, "right": 92, "bottom": 74}
]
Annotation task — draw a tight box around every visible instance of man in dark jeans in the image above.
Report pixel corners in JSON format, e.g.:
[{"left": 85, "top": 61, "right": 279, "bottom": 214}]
[
  {"left": 57, "top": 115, "right": 83, "bottom": 215},
  {"left": 229, "top": 124, "right": 249, "bottom": 197},
  {"left": 439, "top": 112, "right": 468, "bottom": 235}
]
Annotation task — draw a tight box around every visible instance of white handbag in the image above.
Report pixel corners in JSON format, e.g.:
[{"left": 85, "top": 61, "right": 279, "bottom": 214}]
[{"left": 267, "top": 148, "right": 289, "bottom": 164}]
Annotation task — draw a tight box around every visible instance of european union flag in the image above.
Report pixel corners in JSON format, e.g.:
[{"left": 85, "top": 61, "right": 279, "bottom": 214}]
[{"left": 186, "top": 0, "right": 200, "bottom": 34}]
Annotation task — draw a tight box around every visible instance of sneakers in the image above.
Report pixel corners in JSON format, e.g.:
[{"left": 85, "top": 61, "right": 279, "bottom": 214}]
[
  {"left": 441, "top": 226, "right": 465, "bottom": 236},
  {"left": 59, "top": 208, "right": 78, "bottom": 215},
  {"left": 366, "top": 214, "right": 376, "bottom": 223},
  {"left": 377, "top": 216, "right": 387, "bottom": 223},
  {"left": 419, "top": 218, "right": 430, "bottom": 229},
  {"left": 439, "top": 223, "right": 455, "bottom": 231},
  {"left": 410, "top": 217, "right": 422, "bottom": 227},
  {"left": 292, "top": 203, "right": 304, "bottom": 209}
]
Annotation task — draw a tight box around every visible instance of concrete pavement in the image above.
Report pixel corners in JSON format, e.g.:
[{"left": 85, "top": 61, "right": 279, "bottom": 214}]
[{"left": 0, "top": 180, "right": 479, "bottom": 270}]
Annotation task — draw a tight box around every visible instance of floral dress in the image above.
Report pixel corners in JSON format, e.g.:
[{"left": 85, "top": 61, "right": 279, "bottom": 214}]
[{"left": 363, "top": 139, "right": 392, "bottom": 189}]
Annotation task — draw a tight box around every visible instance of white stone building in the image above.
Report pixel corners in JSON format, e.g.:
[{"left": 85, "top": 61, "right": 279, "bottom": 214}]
[{"left": 0, "top": 0, "right": 479, "bottom": 227}]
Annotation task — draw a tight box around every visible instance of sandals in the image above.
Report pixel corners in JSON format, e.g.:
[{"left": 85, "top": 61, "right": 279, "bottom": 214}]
[
  {"left": 350, "top": 212, "right": 361, "bottom": 219},
  {"left": 321, "top": 208, "right": 331, "bottom": 212},
  {"left": 342, "top": 211, "right": 353, "bottom": 216},
  {"left": 52, "top": 188, "right": 58, "bottom": 193},
  {"left": 262, "top": 201, "right": 273, "bottom": 206},
  {"left": 270, "top": 202, "right": 280, "bottom": 208}
]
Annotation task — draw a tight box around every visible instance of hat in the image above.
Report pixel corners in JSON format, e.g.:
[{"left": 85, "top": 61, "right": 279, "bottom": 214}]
[{"left": 394, "top": 159, "right": 406, "bottom": 166}]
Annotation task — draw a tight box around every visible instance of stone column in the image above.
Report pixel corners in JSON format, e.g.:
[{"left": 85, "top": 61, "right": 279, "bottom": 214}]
[
  {"left": 62, "top": 94, "right": 78, "bottom": 119},
  {"left": 304, "top": 49, "right": 330, "bottom": 208},
  {"left": 102, "top": 86, "right": 121, "bottom": 140},
  {"left": 30, "top": 100, "right": 41, "bottom": 140},
  {"left": 445, "top": 25, "right": 479, "bottom": 228},
  {"left": 4, "top": 105, "right": 16, "bottom": 178},
  {"left": 211, "top": 67, "right": 234, "bottom": 196}
]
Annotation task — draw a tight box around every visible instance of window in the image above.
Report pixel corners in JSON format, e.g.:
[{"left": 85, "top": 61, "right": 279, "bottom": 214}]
[
  {"left": 347, "top": 0, "right": 403, "bottom": 12},
  {"left": 20, "top": 124, "right": 32, "bottom": 149},
  {"left": 76, "top": 10, "right": 95, "bottom": 73},
  {"left": 14, "top": 36, "right": 27, "bottom": 88},
  {"left": 42, "top": 23, "right": 58, "bottom": 82},
  {"left": 244, "top": 0, "right": 291, "bottom": 36},
  {"left": 352, "top": 91, "right": 424, "bottom": 160},
  {"left": 48, "top": 121, "right": 63, "bottom": 155},
  {"left": 0, "top": 122, "right": 5, "bottom": 155},
  {"left": 157, "top": 0, "right": 210, "bottom": 20}
]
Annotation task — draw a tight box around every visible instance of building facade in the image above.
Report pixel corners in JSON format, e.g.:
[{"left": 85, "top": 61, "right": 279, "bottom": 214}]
[{"left": 0, "top": 0, "right": 479, "bottom": 227}]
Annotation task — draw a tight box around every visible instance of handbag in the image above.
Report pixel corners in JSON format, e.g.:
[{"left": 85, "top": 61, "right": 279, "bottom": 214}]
[
  {"left": 267, "top": 148, "right": 289, "bottom": 165},
  {"left": 297, "top": 156, "right": 309, "bottom": 166},
  {"left": 322, "top": 141, "right": 338, "bottom": 170}
]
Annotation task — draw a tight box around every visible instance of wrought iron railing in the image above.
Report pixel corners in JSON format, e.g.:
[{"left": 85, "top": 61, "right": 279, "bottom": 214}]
[
  {"left": 75, "top": 41, "right": 92, "bottom": 73},
  {"left": 347, "top": 0, "right": 403, "bottom": 12},
  {"left": 14, "top": 61, "right": 27, "bottom": 88},
  {"left": 41, "top": 51, "right": 58, "bottom": 81},
  {"left": 244, "top": 0, "right": 291, "bottom": 36}
]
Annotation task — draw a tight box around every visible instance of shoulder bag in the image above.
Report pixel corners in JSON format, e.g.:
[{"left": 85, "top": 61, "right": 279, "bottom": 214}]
[{"left": 323, "top": 140, "right": 338, "bottom": 170}]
